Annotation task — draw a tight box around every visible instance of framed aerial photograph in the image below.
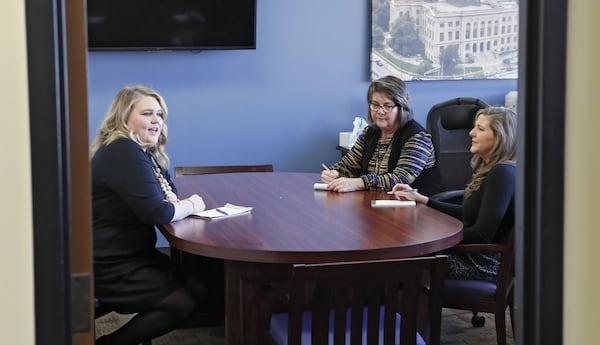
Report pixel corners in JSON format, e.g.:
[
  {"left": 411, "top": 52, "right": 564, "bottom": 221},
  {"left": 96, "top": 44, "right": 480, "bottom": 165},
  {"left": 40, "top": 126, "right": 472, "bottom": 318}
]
[{"left": 371, "top": 0, "right": 519, "bottom": 81}]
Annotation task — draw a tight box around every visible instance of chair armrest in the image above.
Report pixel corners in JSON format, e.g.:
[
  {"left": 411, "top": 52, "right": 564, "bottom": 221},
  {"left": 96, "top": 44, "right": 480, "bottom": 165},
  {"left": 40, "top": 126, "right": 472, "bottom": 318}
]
[{"left": 444, "top": 243, "right": 506, "bottom": 253}]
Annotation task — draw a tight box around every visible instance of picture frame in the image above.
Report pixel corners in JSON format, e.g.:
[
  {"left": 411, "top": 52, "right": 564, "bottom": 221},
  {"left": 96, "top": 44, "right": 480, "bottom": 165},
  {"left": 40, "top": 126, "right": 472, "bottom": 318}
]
[{"left": 371, "top": 0, "right": 519, "bottom": 81}]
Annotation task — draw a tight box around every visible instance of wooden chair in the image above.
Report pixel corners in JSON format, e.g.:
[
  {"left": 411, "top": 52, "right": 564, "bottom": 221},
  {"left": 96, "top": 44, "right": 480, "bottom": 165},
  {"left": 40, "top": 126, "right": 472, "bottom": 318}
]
[
  {"left": 174, "top": 164, "right": 273, "bottom": 177},
  {"left": 265, "top": 256, "right": 448, "bottom": 345},
  {"left": 442, "top": 226, "right": 516, "bottom": 345},
  {"left": 171, "top": 163, "right": 273, "bottom": 327}
]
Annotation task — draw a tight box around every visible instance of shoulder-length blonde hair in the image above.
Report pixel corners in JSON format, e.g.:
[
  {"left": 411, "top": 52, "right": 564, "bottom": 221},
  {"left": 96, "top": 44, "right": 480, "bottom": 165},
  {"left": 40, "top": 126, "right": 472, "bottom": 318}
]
[
  {"left": 465, "top": 107, "right": 517, "bottom": 197},
  {"left": 89, "top": 85, "right": 171, "bottom": 168}
]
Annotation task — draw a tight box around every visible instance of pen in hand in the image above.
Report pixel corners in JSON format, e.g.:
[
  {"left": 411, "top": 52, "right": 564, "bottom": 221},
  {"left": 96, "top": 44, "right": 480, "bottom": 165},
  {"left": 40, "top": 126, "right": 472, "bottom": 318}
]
[
  {"left": 387, "top": 188, "right": 418, "bottom": 194},
  {"left": 321, "top": 163, "right": 330, "bottom": 171}
]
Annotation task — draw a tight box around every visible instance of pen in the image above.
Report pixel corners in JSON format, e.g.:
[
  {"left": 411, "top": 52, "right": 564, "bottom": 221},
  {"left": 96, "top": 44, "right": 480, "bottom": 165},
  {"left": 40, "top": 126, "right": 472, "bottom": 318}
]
[
  {"left": 216, "top": 208, "right": 229, "bottom": 216},
  {"left": 321, "top": 163, "right": 330, "bottom": 171},
  {"left": 387, "top": 188, "right": 418, "bottom": 194}
]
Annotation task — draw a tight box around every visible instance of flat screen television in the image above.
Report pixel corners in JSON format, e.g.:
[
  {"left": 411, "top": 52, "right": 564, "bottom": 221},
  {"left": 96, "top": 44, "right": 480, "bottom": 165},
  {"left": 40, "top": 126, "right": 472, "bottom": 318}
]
[{"left": 87, "top": 0, "right": 256, "bottom": 51}]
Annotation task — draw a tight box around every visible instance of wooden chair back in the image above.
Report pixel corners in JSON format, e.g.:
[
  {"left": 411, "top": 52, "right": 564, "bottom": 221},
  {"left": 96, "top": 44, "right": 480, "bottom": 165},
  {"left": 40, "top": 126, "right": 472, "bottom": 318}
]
[
  {"left": 266, "top": 255, "right": 448, "bottom": 345},
  {"left": 174, "top": 164, "right": 273, "bottom": 177}
]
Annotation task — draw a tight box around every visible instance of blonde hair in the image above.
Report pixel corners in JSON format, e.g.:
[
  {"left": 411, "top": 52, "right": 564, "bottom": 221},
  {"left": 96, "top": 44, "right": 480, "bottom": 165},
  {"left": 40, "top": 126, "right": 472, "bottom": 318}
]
[
  {"left": 89, "top": 85, "right": 170, "bottom": 168},
  {"left": 464, "top": 107, "right": 517, "bottom": 197}
]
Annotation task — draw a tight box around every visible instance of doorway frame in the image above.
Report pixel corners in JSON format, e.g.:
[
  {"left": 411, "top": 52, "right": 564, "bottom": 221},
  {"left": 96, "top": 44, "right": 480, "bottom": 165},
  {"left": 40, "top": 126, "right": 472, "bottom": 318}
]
[{"left": 26, "top": 0, "right": 568, "bottom": 344}]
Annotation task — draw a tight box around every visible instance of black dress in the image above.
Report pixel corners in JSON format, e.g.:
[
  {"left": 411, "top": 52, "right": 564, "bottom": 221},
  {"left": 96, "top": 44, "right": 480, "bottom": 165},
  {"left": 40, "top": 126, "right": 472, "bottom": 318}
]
[{"left": 92, "top": 138, "right": 181, "bottom": 313}]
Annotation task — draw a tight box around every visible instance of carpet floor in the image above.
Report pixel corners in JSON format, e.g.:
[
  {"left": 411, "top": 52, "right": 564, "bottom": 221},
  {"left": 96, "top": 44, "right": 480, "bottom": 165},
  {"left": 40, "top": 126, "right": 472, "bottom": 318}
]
[{"left": 95, "top": 308, "right": 514, "bottom": 344}]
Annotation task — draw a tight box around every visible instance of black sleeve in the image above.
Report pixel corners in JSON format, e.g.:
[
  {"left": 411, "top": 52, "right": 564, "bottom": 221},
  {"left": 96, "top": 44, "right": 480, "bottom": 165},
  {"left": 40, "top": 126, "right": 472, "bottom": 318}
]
[
  {"left": 98, "top": 139, "right": 175, "bottom": 224},
  {"left": 462, "top": 164, "right": 515, "bottom": 243},
  {"left": 426, "top": 197, "right": 463, "bottom": 220}
]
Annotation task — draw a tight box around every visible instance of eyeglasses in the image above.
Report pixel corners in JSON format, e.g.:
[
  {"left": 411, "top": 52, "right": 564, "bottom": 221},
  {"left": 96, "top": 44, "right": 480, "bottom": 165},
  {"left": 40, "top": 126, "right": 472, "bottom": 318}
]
[{"left": 369, "top": 103, "right": 398, "bottom": 113}]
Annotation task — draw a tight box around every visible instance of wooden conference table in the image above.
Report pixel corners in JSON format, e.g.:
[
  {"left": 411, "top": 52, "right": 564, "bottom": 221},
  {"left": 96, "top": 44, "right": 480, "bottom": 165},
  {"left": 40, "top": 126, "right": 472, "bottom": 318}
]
[{"left": 159, "top": 172, "right": 463, "bottom": 345}]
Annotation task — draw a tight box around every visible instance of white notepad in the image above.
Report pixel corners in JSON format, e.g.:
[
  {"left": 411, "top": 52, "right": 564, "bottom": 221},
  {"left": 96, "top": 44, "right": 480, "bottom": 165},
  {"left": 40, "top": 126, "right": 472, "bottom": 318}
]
[
  {"left": 192, "top": 203, "right": 253, "bottom": 219},
  {"left": 371, "top": 200, "right": 416, "bottom": 208},
  {"left": 314, "top": 183, "right": 329, "bottom": 191}
]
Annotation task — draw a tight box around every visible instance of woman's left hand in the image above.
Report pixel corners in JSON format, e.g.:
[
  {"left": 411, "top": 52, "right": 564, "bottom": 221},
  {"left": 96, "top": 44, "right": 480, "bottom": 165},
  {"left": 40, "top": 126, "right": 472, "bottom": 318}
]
[
  {"left": 327, "top": 177, "right": 365, "bottom": 193},
  {"left": 391, "top": 183, "right": 428, "bottom": 204}
]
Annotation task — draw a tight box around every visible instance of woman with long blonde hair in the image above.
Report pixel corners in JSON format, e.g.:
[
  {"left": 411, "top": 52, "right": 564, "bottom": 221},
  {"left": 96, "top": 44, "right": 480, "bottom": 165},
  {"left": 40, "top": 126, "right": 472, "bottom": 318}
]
[{"left": 392, "top": 106, "right": 516, "bottom": 281}]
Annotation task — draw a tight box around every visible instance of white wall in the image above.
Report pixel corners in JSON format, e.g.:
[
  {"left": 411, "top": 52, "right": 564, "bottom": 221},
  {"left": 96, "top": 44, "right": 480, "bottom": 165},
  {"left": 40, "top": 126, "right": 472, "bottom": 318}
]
[
  {"left": 564, "top": 1, "right": 600, "bottom": 343},
  {"left": 0, "top": 1, "right": 35, "bottom": 344}
]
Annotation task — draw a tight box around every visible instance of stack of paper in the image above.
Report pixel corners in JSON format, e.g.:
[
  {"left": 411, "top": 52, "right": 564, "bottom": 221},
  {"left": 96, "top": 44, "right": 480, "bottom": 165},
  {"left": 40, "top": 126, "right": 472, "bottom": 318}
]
[
  {"left": 371, "top": 200, "right": 416, "bottom": 208},
  {"left": 314, "top": 183, "right": 329, "bottom": 191},
  {"left": 192, "top": 203, "right": 252, "bottom": 220}
]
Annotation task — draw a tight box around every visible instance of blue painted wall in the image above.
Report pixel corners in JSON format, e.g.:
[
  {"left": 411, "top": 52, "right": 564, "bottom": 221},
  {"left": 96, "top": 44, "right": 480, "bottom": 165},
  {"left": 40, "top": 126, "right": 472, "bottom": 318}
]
[{"left": 86, "top": 0, "right": 517, "bottom": 246}]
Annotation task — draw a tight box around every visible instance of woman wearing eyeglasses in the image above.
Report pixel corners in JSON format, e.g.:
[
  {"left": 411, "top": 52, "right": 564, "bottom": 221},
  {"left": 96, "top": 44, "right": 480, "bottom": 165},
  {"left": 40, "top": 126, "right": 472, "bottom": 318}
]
[{"left": 321, "top": 75, "right": 443, "bottom": 194}]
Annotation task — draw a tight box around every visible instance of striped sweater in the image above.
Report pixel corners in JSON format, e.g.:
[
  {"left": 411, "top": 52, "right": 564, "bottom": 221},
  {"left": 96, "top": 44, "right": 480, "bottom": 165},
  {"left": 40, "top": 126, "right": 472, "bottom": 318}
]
[{"left": 331, "top": 121, "right": 443, "bottom": 194}]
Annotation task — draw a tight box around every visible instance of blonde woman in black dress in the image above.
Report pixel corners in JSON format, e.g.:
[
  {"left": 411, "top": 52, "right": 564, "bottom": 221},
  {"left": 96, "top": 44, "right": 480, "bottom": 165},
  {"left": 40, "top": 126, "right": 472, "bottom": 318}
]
[{"left": 91, "top": 85, "right": 205, "bottom": 344}]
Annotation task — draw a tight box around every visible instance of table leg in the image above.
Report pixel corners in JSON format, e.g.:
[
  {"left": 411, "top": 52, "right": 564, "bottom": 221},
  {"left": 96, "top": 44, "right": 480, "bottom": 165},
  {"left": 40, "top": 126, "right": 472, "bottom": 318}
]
[
  {"left": 224, "top": 261, "right": 242, "bottom": 345},
  {"left": 224, "top": 260, "right": 292, "bottom": 345}
]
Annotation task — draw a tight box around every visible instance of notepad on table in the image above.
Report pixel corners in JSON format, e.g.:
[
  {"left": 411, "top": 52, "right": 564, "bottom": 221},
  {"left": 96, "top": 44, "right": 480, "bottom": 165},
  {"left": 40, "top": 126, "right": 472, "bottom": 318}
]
[
  {"left": 314, "top": 183, "right": 329, "bottom": 191},
  {"left": 371, "top": 200, "right": 416, "bottom": 208},
  {"left": 192, "top": 203, "right": 253, "bottom": 220}
]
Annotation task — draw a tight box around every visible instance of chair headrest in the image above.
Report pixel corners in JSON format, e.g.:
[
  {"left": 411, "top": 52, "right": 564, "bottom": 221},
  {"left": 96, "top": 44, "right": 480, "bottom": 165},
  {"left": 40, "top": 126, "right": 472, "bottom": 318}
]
[{"left": 440, "top": 105, "right": 483, "bottom": 130}]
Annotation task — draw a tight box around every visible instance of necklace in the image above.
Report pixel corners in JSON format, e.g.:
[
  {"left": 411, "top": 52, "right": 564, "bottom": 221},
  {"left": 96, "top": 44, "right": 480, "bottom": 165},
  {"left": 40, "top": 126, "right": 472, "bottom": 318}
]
[
  {"left": 150, "top": 155, "right": 178, "bottom": 202},
  {"left": 374, "top": 137, "right": 393, "bottom": 173}
]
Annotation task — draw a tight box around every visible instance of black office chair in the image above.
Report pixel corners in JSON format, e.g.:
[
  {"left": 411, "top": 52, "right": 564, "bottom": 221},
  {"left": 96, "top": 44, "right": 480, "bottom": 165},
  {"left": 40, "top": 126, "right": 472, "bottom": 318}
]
[{"left": 426, "top": 97, "right": 489, "bottom": 203}]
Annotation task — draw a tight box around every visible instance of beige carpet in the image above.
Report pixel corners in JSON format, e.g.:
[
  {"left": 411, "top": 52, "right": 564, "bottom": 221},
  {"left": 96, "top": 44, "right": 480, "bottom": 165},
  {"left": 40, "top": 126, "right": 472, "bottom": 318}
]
[
  {"left": 95, "top": 308, "right": 513, "bottom": 345},
  {"left": 439, "top": 308, "right": 514, "bottom": 345}
]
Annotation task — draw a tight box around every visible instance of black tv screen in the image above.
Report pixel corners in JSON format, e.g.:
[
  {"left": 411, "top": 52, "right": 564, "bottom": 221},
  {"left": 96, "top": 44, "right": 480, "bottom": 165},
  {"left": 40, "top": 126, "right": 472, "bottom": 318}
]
[{"left": 87, "top": 0, "right": 256, "bottom": 51}]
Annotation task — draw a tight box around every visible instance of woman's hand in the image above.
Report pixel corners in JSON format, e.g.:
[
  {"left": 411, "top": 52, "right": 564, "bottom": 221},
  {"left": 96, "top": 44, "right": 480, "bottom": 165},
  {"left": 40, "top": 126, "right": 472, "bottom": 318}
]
[
  {"left": 170, "top": 194, "right": 205, "bottom": 222},
  {"left": 186, "top": 194, "right": 205, "bottom": 213},
  {"left": 327, "top": 177, "right": 365, "bottom": 193},
  {"left": 321, "top": 169, "right": 339, "bottom": 183},
  {"left": 391, "top": 183, "right": 428, "bottom": 204}
]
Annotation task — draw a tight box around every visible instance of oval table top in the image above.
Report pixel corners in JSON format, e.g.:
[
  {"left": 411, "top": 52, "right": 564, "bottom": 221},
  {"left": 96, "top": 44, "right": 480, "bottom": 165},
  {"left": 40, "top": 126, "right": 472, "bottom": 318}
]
[{"left": 160, "top": 172, "right": 463, "bottom": 264}]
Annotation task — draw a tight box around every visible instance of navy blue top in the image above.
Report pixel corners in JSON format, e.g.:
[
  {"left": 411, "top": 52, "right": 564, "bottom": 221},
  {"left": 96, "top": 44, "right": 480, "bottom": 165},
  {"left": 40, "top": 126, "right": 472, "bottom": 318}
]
[
  {"left": 91, "top": 137, "right": 180, "bottom": 311},
  {"left": 427, "top": 163, "right": 515, "bottom": 281},
  {"left": 92, "top": 138, "right": 175, "bottom": 258},
  {"left": 428, "top": 163, "right": 515, "bottom": 243}
]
